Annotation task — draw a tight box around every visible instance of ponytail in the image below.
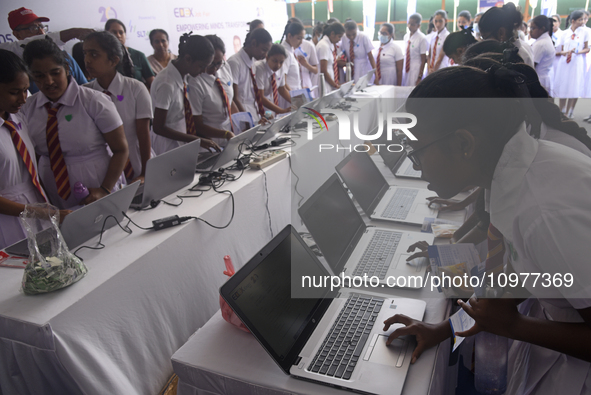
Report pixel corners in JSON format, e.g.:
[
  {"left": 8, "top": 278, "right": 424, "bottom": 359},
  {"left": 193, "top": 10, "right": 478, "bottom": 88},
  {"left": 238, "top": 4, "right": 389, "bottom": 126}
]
[
  {"left": 178, "top": 33, "right": 215, "bottom": 61},
  {"left": 281, "top": 21, "right": 305, "bottom": 44},
  {"left": 321, "top": 22, "right": 345, "bottom": 39}
]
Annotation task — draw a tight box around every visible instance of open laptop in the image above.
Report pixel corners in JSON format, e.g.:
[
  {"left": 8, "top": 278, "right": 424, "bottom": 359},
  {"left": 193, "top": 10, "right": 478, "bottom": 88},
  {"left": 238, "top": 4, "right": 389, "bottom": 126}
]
[
  {"left": 220, "top": 225, "right": 426, "bottom": 395},
  {"left": 335, "top": 151, "right": 437, "bottom": 225},
  {"left": 355, "top": 69, "right": 375, "bottom": 92},
  {"left": 131, "top": 139, "right": 201, "bottom": 208},
  {"left": 5, "top": 181, "right": 140, "bottom": 255},
  {"left": 299, "top": 174, "right": 433, "bottom": 286},
  {"left": 195, "top": 125, "right": 261, "bottom": 172},
  {"left": 373, "top": 130, "right": 422, "bottom": 179},
  {"left": 254, "top": 113, "right": 292, "bottom": 144}
]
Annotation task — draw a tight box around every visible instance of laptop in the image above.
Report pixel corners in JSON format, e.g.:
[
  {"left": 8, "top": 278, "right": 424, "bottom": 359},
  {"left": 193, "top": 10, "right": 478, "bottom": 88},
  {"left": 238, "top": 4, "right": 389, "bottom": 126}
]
[
  {"left": 335, "top": 151, "right": 437, "bottom": 225},
  {"left": 254, "top": 113, "right": 292, "bottom": 144},
  {"left": 195, "top": 125, "right": 261, "bottom": 172},
  {"left": 131, "top": 139, "right": 201, "bottom": 208},
  {"left": 299, "top": 174, "right": 433, "bottom": 286},
  {"left": 5, "top": 181, "right": 140, "bottom": 255},
  {"left": 373, "top": 131, "right": 422, "bottom": 179},
  {"left": 355, "top": 69, "right": 375, "bottom": 92},
  {"left": 219, "top": 225, "right": 426, "bottom": 395}
]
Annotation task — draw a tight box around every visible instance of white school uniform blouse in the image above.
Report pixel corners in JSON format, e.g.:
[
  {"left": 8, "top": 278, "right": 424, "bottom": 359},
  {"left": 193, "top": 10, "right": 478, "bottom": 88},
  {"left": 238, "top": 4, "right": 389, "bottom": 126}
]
[
  {"left": 484, "top": 124, "right": 591, "bottom": 394},
  {"left": 22, "top": 80, "right": 123, "bottom": 209},
  {"left": 86, "top": 72, "right": 153, "bottom": 177},
  {"left": 227, "top": 48, "right": 260, "bottom": 123},
  {"left": 402, "top": 31, "right": 429, "bottom": 87},
  {"left": 316, "top": 35, "right": 338, "bottom": 93},
  {"left": 427, "top": 27, "right": 450, "bottom": 73},
  {"left": 340, "top": 32, "right": 375, "bottom": 82},
  {"left": 298, "top": 40, "right": 319, "bottom": 94},
  {"left": 0, "top": 113, "right": 46, "bottom": 249},
  {"left": 280, "top": 41, "right": 302, "bottom": 90},
  {"left": 150, "top": 62, "right": 189, "bottom": 155},
  {"left": 532, "top": 33, "right": 556, "bottom": 96},
  {"left": 254, "top": 59, "right": 286, "bottom": 108},
  {"left": 553, "top": 27, "right": 589, "bottom": 99},
  {"left": 375, "top": 40, "right": 404, "bottom": 85},
  {"left": 514, "top": 38, "right": 535, "bottom": 68}
]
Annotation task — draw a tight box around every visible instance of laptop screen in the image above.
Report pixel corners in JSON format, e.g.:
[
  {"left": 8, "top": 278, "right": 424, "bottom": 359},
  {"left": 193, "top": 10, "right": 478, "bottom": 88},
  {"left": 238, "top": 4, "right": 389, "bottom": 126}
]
[
  {"left": 374, "top": 133, "right": 405, "bottom": 171},
  {"left": 298, "top": 174, "right": 365, "bottom": 274}
]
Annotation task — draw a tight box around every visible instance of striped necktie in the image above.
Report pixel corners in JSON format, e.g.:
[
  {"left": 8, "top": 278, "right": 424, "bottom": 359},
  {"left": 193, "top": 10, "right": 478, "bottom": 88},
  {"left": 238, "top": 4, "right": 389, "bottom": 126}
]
[
  {"left": 376, "top": 47, "right": 383, "bottom": 83},
  {"left": 215, "top": 77, "right": 233, "bottom": 132},
  {"left": 3, "top": 120, "right": 46, "bottom": 201},
  {"left": 271, "top": 73, "right": 279, "bottom": 106},
  {"left": 332, "top": 45, "right": 340, "bottom": 84},
  {"left": 250, "top": 68, "right": 265, "bottom": 118},
  {"left": 103, "top": 89, "right": 134, "bottom": 179},
  {"left": 430, "top": 36, "right": 439, "bottom": 70},
  {"left": 183, "top": 83, "right": 197, "bottom": 135},
  {"left": 567, "top": 34, "right": 576, "bottom": 63},
  {"left": 349, "top": 38, "right": 355, "bottom": 81},
  {"left": 44, "top": 103, "right": 71, "bottom": 201},
  {"left": 405, "top": 40, "right": 411, "bottom": 73}
]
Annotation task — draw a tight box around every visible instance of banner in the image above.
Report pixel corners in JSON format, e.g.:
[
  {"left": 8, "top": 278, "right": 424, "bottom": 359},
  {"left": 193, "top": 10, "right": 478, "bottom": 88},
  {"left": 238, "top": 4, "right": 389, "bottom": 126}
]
[
  {"left": 540, "top": 0, "right": 557, "bottom": 17},
  {"left": 362, "top": 0, "right": 376, "bottom": 41}
]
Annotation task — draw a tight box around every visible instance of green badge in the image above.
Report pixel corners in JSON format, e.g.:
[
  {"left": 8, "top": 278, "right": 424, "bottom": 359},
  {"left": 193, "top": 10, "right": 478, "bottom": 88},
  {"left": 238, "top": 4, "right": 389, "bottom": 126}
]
[
  {"left": 508, "top": 242, "right": 518, "bottom": 261},
  {"left": 65, "top": 115, "right": 73, "bottom": 122}
]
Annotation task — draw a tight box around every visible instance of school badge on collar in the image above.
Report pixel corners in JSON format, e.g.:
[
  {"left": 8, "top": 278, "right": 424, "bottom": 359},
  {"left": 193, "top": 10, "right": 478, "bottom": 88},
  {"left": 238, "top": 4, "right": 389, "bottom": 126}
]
[{"left": 507, "top": 242, "right": 518, "bottom": 261}]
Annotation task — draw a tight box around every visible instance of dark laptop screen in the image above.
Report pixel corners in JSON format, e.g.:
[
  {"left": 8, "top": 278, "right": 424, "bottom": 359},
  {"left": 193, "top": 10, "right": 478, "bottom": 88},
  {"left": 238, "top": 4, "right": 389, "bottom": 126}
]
[{"left": 374, "top": 133, "right": 405, "bottom": 171}]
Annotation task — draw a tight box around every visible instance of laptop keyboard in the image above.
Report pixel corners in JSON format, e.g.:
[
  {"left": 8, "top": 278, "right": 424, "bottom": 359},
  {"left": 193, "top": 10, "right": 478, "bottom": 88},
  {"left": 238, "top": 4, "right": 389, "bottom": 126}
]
[
  {"left": 403, "top": 166, "right": 422, "bottom": 178},
  {"left": 308, "top": 295, "right": 383, "bottom": 380},
  {"left": 353, "top": 230, "right": 402, "bottom": 279},
  {"left": 381, "top": 188, "right": 418, "bottom": 220}
]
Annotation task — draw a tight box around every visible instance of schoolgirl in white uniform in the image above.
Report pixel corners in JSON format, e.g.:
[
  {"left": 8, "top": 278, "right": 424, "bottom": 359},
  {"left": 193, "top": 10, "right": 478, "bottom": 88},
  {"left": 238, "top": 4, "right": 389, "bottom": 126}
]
[
  {"left": 427, "top": 10, "right": 450, "bottom": 75},
  {"left": 227, "top": 28, "right": 273, "bottom": 123},
  {"left": 83, "top": 31, "right": 153, "bottom": 184},
  {"left": 375, "top": 23, "right": 403, "bottom": 86},
  {"left": 188, "top": 35, "right": 235, "bottom": 148},
  {"left": 279, "top": 20, "right": 304, "bottom": 108},
  {"left": 316, "top": 22, "right": 345, "bottom": 93},
  {"left": 287, "top": 18, "right": 319, "bottom": 97},
  {"left": 21, "top": 39, "right": 128, "bottom": 210},
  {"left": 254, "top": 44, "right": 290, "bottom": 116},
  {"left": 530, "top": 15, "right": 557, "bottom": 96},
  {"left": 340, "top": 20, "right": 376, "bottom": 83},
  {"left": 402, "top": 13, "right": 429, "bottom": 87},
  {"left": 150, "top": 34, "right": 218, "bottom": 155},
  {"left": 554, "top": 10, "right": 589, "bottom": 118},
  {"left": 441, "top": 28, "right": 477, "bottom": 66}
]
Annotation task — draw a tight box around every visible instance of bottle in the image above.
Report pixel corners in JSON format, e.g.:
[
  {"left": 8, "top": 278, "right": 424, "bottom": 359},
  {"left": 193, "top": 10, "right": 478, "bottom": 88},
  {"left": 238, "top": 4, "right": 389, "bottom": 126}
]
[{"left": 73, "top": 181, "right": 89, "bottom": 202}]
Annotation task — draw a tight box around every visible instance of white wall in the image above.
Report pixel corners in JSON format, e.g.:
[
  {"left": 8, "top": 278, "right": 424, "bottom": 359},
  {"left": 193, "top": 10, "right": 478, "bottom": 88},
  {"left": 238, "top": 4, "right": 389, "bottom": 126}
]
[{"left": 0, "top": 0, "right": 287, "bottom": 57}]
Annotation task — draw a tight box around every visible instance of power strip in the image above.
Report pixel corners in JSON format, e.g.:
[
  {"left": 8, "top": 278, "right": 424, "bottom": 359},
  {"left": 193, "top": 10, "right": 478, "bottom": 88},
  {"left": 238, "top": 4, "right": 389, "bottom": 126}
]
[{"left": 249, "top": 150, "right": 287, "bottom": 170}]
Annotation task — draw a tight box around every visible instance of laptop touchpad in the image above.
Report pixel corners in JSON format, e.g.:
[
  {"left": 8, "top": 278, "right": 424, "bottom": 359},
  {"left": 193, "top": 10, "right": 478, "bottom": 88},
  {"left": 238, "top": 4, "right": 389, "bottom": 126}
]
[{"left": 367, "top": 335, "right": 407, "bottom": 367}]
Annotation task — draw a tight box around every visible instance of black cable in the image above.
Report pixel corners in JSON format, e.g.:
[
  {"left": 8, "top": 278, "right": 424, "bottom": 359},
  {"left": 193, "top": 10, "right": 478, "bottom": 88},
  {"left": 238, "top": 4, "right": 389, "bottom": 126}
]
[
  {"left": 287, "top": 152, "right": 305, "bottom": 207},
  {"left": 184, "top": 185, "right": 235, "bottom": 229},
  {"left": 73, "top": 214, "right": 132, "bottom": 260},
  {"left": 159, "top": 196, "right": 183, "bottom": 207},
  {"left": 258, "top": 167, "right": 274, "bottom": 238},
  {"left": 121, "top": 211, "right": 155, "bottom": 230}
]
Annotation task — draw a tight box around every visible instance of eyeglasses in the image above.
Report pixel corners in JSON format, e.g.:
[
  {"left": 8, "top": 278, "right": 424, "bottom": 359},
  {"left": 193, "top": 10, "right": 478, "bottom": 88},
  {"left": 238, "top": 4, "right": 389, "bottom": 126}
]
[
  {"left": 402, "top": 130, "right": 456, "bottom": 168},
  {"left": 16, "top": 24, "right": 48, "bottom": 33}
]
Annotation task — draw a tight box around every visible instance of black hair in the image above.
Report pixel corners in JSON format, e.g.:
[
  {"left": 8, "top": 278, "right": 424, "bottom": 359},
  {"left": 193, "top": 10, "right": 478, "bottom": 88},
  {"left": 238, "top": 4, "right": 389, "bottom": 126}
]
[
  {"left": 105, "top": 18, "right": 126, "bottom": 33},
  {"left": 408, "top": 13, "right": 422, "bottom": 25},
  {"left": 566, "top": 10, "right": 585, "bottom": 28},
  {"left": 427, "top": 16, "right": 435, "bottom": 34},
  {"left": 327, "top": 18, "right": 341, "bottom": 24},
  {"left": 344, "top": 20, "right": 357, "bottom": 31},
  {"left": 381, "top": 23, "right": 394, "bottom": 36},
  {"left": 149, "top": 29, "right": 169, "bottom": 44},
  {"left": 531, "top": 15, "right": 553, "bottom": 36},
  {"left": 178, "top": 33, "right": 215, "bottom": 62},
  {"left": 433, "top": 10, "right": 448, "bottom": 20},
  {"left": 462, "top": 39, "right": 524, "bottom": 64},
  {"left": 267, "top": 43, "right": 287, "bottom": 58},
  {"left": 0, "top": 49, "right": 28, "bottom": 84},
  {"left": 281, "top": 21, "right": 305, "bottom": 44},
  {"left": 289, "top": 17, "right": 303, "bottom": 25},
  {"left": 552, "top": 14, "right": 561, "bottom": 23},
  {"left": 244, "top": 28, "right": 273, "bottom": 48},
  {"left": 248, "top": 19, "right": 264, "bottom": 32},
  {"left": 205, "top": 34, "right": 225, "bottom": 54},
  {"left": 442, "top": 28, "right": 477, "bottom": 58},
  {"left": 458, "top": 10, "right": 472, "bottom": 22},
  {"left": 313, "top": 22, "right": 325, "bottom": 37},
  {"left": 322, "top": 22, "right": 345, "bottom": 39},
  {"left": 85, "top": 31, "right": 134, "bottom": 77},
  {"left": 71, "top": 42, "right": 88, "bottom": 79},
  {"left": 478, "top": 3, "right": 523, "bottom": 40},
  {"left": 23, "top": 37, "right": 72, "bottom": 74}
]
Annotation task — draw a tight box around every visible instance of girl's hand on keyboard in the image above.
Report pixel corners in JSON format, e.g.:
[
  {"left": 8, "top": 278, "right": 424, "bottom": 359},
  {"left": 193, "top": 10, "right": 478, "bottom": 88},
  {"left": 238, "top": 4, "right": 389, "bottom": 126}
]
[{"left": 406, "top": 241, "right": 430, "bottom": 261}]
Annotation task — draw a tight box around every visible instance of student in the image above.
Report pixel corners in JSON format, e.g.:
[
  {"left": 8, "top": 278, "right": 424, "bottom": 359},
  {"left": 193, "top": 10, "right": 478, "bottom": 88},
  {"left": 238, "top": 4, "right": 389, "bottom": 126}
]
[
  {"left": 254, "top": 44, "right": 290, "bottom": 115},
  {"left": 478, "top": 3, "right": 535, "bottom": 68},
  {"left": 312, "top": 22, "right": 325, "bottom": 46},
  {"left": 340, "top": 20, "right": 376, "bottom": 82},
  {"left": 554, "top": 10, "right": 589, "bottom": 118},
  {"left": 387, "top": 66, "right": 591, "bottom": 394},
  {"left": 227, "top": 28, "right": 273, "bottom": 123},
  {"left": 530, "top": 15, "right": 556, "bottom": 96},
  {"left": 83, "top": 31, "right": 153, "bottom": 184},
  {"left": 442, "top": 28, "right": 477, "bottom": 65},
  {"left": 287, "top": 18, "right": 319, "bottom": 96},
  {"left": 316, "top": 22, "right": 346, "bottom": 92},
  {"left": 279, "top": 20, "right": 305, "bottom": 107},
  {"left": 21, "top": 39, "right": 128, "bottom": 209},
  {"left": 551, "top": 14, "right": 564, "bottom": 43},
  {"left": 427, "top": 10, "right": 451, "bottom": 75},
  {"left": 375, "top": 23, "right": 403, "bottom": 86},
  {"left": 248, "top": 19, "right": 265, "bottom": 33},
  {"left": 148, "top": 29, "right": 177, "bottom": 75},
  {"left": 150, "top": 34, "right": 219, "bottom": 155},
  {"left": 402, "top": 13, "right": 428, "bottom": 87},
  {"left": 105, "top": 19, "right": 155, "bottom": 90},
  {"left": 462, "top": 40, "right": 524, "bottom": 64},
  {"left": 188, "top": 35, "right": 235, "bottom": 148},
  {"left": 72, "top": 42, "right": 90, "bottom": 80},
  {"left": 457, "top": 10, "right": 472, "bottom": 30},
  {"left": 472, "top": 12, "right": 484, "bottom": 40}
]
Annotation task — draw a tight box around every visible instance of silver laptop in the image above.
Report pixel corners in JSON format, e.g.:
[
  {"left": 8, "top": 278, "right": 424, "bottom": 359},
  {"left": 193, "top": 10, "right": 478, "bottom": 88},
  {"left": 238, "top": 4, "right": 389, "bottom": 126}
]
[
  {"left": 219, "top": 225, "right": 426, "bottom": 395},
  {"left": 355, "top": 69, "right": 375, "bottom": 92},
  {"left": 299, "top": 174, "right": 433, "bottom": 286},
  {"left": 373, "top": 131, "right": 422, "bottom": 179},
  {"left": 254, "top": 113, "right": 292, "bottom": 144},
  {"left": 335, "top": 151, "right": 437, "bottom": 225},
  {"left": 5, "top": 181, "right": 140, "bottom": 255},
  {"left": 195, "top": 125, "right": 261, "bottom": 172},
  {"left": 131, "top": 139, "right": 201, "bottom": 208}
]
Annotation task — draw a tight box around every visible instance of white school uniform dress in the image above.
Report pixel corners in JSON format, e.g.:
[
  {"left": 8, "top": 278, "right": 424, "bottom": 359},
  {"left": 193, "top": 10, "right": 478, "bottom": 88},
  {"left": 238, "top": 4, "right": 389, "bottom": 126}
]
[
  {"left": 402, "top": 31, "right": 429, "bottom": 87},
  {"left": 22, "top": 81, "right": 123, "bottom": 210},
  {"left": 514, "top": 38, "right": 535, "bottom": 68},
  {"left": 86, "top": 72, "right": 154, "bottom": 178},
  {"left": 375, "top": 40, "right": 404, "bottom": 85},
  {"left": 539, "top": 123, "right": 591, "bottom": 157},
  {"left": 298, "top": 40, "right": 319, "bottom": 96},
  {"left": 483, "top": 124, "right": 591, "bottom": 395},
  {"left": 532, "top": 33, "right": 556, "bottom": 95},
  {"left": 150, "top": 62, "right": 190, "bottom": 155},
  {"left": 227, "top": 48, "right": 260, "bottom": 123},
  {"left": 316, "top": 35, "right": 338, "bottom": 93},
  {"left": 254, "top": 59, "right": 287, "bottom": 113},
  {"left": 340, "top": 32, "right": 375, "bottom": 82},
  {"left": 279, "top": 41, "right": 301, "bottom": 108},
  {"left": 553, "top": 27, "right": 589, "bottom": 99},
  {"left": 0, "top": 114, "right": 46, "bottom": 249},
  {"left": 551, "top": 29, "right": 564, "bottom": 82},
  {"left": 427, "top": 27, "right": 450, "bottom": 75}
]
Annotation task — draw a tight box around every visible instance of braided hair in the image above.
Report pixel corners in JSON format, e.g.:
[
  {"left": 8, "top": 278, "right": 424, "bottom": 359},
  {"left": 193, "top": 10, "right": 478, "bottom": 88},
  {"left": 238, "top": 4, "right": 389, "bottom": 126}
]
[{"left": 280, "top": 20, "right": 305, "bottom": 44}]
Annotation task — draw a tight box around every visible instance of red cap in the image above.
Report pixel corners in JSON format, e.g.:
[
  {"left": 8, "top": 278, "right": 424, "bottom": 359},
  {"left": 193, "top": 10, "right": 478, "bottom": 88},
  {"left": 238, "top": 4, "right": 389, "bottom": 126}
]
[{"left": 8, "top": 7, "right": 49, "bottom": 31}]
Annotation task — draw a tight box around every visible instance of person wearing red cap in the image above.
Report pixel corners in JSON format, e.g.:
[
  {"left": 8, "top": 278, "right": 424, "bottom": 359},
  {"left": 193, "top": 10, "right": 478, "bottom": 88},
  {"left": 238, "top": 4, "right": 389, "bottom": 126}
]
[{"left": 4, "top": 7, "right": 92, "bottom": 93}]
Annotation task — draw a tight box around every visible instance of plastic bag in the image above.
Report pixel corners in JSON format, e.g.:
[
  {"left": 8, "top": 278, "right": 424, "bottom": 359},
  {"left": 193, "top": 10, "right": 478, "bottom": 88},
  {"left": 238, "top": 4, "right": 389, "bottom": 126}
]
[
  {"left": 219, "top": 255, "right": 250, "bottom": 333},
  {"left": 431, "top": 224, "right": 460, "bottom": 238},
  {"left": 19, "top": 203, "right": 88, "bottom": 295}
]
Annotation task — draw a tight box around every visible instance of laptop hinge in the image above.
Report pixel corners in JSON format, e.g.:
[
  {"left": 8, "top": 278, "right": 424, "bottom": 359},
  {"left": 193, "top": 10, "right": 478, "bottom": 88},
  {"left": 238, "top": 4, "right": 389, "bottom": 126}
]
[{"left": 293, "top": 356, "right": 302, "bottom": 366}]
